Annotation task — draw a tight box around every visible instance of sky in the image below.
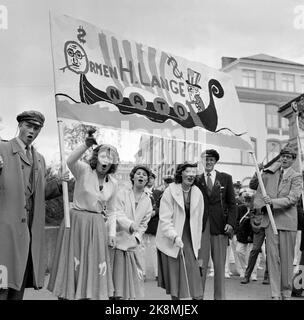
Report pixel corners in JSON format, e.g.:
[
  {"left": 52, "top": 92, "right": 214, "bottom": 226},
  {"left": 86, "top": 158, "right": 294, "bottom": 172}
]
[{"left": 1, "top": 0, "right": 304, "bottom": 166}]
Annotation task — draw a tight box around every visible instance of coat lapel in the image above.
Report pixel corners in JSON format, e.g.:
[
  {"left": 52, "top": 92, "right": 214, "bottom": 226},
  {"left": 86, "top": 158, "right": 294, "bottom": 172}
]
[
  {"left": 210, "top": 171, "right": 221, "bottom": 198},
  {"left": 278, "top": 168, "right": 293, "bottom": 194},
  {"left": 129, "top": 189, "right": 136, "bottom": 220},
  {"left": 11, "top": 138, "right": 31, "bottom": 165},
  {"left": 190, "top": 186, "right": 200, "bottom": 212},
  {"left": 170, "top": 183, "right": 184, "bottom": 209},
  {"left": 32, "top": 148, "right": 40, "bottom": 191}
]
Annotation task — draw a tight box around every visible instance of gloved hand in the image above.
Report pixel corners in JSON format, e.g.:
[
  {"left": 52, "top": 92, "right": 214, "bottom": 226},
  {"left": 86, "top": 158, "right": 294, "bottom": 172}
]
[
  {"left": 174, "top": 236, "right": 184, "bottom": 248},
  {"left": 85, "top": 136, "right": 97, "bottom": 148}
]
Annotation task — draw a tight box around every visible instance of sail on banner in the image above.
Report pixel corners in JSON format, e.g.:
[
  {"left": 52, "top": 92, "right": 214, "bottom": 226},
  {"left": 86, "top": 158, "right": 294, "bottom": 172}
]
[{"left": 50, "top": 12, "right": 252, "bottom": 151}]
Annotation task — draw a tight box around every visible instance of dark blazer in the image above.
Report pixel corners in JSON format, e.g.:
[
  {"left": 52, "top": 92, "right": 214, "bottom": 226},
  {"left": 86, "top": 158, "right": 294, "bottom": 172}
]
[
  {"left": 195, "top": 170, "right": 237, "bottom": 235},
  {"left": 145, "top": 188, "right": 163, "bottom": 235}
]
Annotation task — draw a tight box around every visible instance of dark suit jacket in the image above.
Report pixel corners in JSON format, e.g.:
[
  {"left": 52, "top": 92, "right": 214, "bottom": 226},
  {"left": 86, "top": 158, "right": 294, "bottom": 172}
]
[
  {"left": 195, "top": 170, "right": 237, "bottom": 235},
  {"left": 145, "top": 188, "right": 163, "bottom": 235}
]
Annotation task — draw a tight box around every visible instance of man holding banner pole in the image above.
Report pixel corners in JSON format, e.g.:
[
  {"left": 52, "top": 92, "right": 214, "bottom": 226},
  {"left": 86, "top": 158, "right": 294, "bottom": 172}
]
[{"left": 250, "top": 146, "right": 302, "bottom": 300}]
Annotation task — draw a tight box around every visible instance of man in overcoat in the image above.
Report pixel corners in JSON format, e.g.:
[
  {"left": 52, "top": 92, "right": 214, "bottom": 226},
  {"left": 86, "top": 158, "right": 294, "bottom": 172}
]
[
  {"left": 0, "top": 111, "right": 63, "bottom": 299},
  {"left": 195, "top": 149, "right": 237, "bottom": 300},
  {"left": 251, "top": 146, "right": 302, "bottom": 299}
]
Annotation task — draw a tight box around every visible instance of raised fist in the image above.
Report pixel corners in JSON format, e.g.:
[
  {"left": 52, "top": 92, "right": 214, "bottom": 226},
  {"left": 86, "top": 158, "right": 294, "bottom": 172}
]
[{"left": 85, "top": 136, "right": 97, "bottom": 148}]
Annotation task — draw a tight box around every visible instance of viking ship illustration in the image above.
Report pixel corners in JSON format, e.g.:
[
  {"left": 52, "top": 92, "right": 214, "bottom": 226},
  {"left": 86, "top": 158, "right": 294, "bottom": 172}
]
[{"left": 78, "top": 74, "right": 223, "bottom": 132}]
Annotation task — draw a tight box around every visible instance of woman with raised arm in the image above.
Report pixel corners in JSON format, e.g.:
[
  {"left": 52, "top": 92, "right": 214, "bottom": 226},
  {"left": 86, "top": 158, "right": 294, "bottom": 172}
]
[
  {"left": 110, "top": 165, "right": 152, "bottom": 300},
  {"left": 156, "top": 162, "right": 204, "bottom": 300},
  {"left": 48, "top": 133, "right": 119, "bottom": 300}
]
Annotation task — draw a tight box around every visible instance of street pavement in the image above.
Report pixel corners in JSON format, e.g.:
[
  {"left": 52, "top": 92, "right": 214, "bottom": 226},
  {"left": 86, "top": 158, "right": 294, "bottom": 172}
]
[{"left": 23, "top": 265, "right": 304, "bottom": 300}]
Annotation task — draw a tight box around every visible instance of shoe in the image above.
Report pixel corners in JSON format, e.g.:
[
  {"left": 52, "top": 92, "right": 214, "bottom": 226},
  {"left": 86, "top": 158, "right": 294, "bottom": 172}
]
[
  {"left": 208, "top": 271, "right": 214, "bottom": 277},
  {"left": 241, "top": 277, "right": 250, "bottom": 284},
  {"left": 251, "top": 275, "right": 257, "bottom": 281},
  {"left": 225, "top": 273, "right": 231, "bottom": 279},
  {"left": 282, "top": 296, "right": 291, "bottom": 300},
  {"left": 262, "top": 279, "right": 270, "bottom": 285},
  {"left": 272, "top": 296, "right": 280, "bottom": 300}
]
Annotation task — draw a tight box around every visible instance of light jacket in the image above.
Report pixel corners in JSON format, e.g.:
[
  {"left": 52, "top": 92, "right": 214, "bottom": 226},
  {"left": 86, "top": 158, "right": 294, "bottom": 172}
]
[
  {"left": 115, "top": 186, "right": 152, "bottom": 251},
  {"left": 251, "top": 162, "right": 302, "bottom": 231},
  {"left": 156, "top": 183, "right": 204, "bottom": 258}
]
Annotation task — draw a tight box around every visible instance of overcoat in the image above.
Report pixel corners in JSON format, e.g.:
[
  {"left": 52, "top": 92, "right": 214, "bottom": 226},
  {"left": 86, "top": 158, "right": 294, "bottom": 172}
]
[
  {"left": 0, "top": 138, "right": 61, "bottom": 290},
  {"left": 155, "top": 183, "right": 204, "bottom": 258}
]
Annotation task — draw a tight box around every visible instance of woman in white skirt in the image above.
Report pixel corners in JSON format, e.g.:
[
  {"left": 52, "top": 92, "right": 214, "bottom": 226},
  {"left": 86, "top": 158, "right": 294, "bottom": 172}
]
[
  {"left": 47, "top": 134, "right": 119, "bottom": 300},
  {"left": 110, "top": 165, "right": 152, "bottom": 299}
]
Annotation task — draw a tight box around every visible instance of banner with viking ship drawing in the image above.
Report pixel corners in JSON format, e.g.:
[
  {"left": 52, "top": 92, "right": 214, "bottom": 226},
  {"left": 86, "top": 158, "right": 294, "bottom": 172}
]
[{"left": 50, "top": 13, "right": 252, "bottom": 151}]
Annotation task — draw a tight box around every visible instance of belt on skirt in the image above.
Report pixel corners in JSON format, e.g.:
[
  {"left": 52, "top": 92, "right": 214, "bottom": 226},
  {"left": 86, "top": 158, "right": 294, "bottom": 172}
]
[{"left": 71, "top": 208, "right": 107, "bottom": 219}]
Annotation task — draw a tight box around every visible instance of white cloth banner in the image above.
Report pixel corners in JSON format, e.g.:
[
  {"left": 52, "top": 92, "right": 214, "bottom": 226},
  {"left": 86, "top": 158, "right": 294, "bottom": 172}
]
[{"left": 50, "top": 12, "right": 252, "bottom": 151}]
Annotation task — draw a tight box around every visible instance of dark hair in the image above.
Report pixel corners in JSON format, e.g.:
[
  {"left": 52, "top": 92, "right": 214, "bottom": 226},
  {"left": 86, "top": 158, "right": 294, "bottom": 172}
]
[
  {"left": 163, "top": 176, "right": 174, "bottom": 184},
  {"left": 130, "top": 165, "right": 151, "bottom": 186},
  {"left": 89, "top": 145, "right": 119, "bottom": 174},
  {"left": 174, "top": 162, "right": 197, "bottom": 184},
  {"left": 201, "top": 149, "right": 220, "bottom": 162}
]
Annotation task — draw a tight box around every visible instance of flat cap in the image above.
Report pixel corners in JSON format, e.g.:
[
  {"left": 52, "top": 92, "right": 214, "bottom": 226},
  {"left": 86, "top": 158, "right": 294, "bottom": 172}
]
[
  {"left": 201, "top": 149, "right": 220, "bottom": 162},
  {"left": 163, "top": 175, "right": 174, "bottom": 184},
  {"left": 16, "top": 110, "right": 45, "bottom": 127},
  {"left": 280, "top": 145, "right": 297, "bottom": 158}
]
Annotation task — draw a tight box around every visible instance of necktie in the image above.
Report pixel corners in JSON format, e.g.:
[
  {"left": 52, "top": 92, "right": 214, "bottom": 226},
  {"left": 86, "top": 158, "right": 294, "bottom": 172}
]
[
  {"left": 25, "top": 145, "right": 33, "bottom": 164},
  {"left": 278, "top": 169, "right": 284, "bottom": 186},
  {"left": 206, "top": 172, "right": 213, "bottom": 194}
]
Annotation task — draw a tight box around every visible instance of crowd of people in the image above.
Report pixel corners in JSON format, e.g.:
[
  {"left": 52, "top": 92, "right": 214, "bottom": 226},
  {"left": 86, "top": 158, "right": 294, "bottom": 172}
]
[{"left": 0, "top": 110, "right": 304, "bottom": 300}]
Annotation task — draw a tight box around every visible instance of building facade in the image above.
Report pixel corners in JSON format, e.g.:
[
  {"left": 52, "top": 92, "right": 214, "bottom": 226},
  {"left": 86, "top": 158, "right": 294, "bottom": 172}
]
[{"left": 136, "top": 54, "right": 304, "bottom": 187}]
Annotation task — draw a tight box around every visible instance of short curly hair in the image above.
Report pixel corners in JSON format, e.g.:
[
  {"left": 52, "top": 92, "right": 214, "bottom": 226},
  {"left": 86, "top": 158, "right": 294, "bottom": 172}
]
[
  {"left": 89, "top": 144, "right": 119, "bottom": 174},
  {"left": 129, "top": 165, "right": 151, "bottom": 186},
  {"left": 174, "top": 162, "right": 198, "bottom": 184}
]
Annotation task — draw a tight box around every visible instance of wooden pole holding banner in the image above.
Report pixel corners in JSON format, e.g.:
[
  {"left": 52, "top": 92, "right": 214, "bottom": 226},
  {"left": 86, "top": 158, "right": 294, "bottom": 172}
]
[
  {"left": 49, "top": 11, "right": 70, "bottom": 228},
  {"left": 57, "top": 120, "right": 70, "bottom": 228},
  {"left": 249, "top": 151, "right": 278, "bottom": 235}
]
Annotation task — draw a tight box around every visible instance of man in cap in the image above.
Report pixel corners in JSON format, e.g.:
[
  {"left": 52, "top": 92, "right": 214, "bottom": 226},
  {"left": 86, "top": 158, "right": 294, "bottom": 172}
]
[
  {"left": 250, "top": 145, "right": 302, "bottom": 300},
  {"left": 195, "top": 149, "right": 237, "bottom": 300},
  {"left": 0, "top": 110, "right": 66, "bottom": 299}
]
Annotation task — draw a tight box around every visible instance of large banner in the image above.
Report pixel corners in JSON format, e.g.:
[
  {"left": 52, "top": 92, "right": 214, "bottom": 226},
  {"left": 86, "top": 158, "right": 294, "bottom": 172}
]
[{"left": 50, "top": 13, "right": 252, "bottom": 150}]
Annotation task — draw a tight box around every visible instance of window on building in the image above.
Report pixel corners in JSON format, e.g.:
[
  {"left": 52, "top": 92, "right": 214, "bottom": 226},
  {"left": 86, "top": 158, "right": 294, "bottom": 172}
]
[
  {"left": 242, "top": 69, "right": 256, "bottom": 88},
  {"left": 281, "top": 117, "right": 289, "bottom": 134},
  {"left": 266, "top": 104, "right": 279, "bottom": 133},
  {"left": 262, "top": 71, "right": 275, "bottom": 90},
  {"left": 300, "top": 76, "right": 304, "bottom": 93},
  {"left": 281, "top": 73, "right": 295, "bottom": 92},
  {"left": 241, "top": 137, "right": 257, "bottom": 165},
  {"left": 266, "top": 140, "right": 281, "bottom": 162}
]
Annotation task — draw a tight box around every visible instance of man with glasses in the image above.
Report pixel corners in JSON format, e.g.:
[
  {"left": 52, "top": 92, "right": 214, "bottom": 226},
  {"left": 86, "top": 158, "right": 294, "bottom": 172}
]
[
  {"left": 195, "top": 149, "right": 237, "bottom": 300},
  {"left": 251, "top": 146, "right": 302, "bottom": 300}
]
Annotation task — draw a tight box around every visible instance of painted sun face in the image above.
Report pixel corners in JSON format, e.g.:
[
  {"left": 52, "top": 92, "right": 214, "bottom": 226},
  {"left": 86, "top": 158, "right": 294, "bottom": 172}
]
[{"left": 64, "top": 41, "right": 88, "bottom": 74}]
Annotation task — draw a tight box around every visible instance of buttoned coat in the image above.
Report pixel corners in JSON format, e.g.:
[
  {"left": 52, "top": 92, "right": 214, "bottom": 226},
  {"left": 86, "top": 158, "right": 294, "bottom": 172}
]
[
  {"left": 0, "top": 138, "right": 62, "bottom": 290},
  {"left": 251, "top": 163, "right": 302, "bottom": 231},
  {"left": 115, "top": 187, "right": 152, "bottom": 251},
  {"left": 155, "top": 183, "right": 204, "bottom": 258},
  {"left": 195, "top": 171, "right": 237, "bottom": 235}
]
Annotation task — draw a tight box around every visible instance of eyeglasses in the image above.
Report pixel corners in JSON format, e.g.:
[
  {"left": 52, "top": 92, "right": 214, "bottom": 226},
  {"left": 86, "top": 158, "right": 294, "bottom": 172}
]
[
  {"left": 67, "top": 48, "right": 85, "bottom": 59},
  {"left": 281, "top": 154, "right": 293, "bottom": 159}
]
